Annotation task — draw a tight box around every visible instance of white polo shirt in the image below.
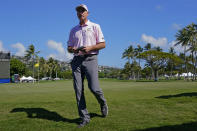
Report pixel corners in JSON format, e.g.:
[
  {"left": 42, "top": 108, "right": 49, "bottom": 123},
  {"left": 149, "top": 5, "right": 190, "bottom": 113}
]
[{"left": 67, "top": 20, "right": 105, "bottom": 55}]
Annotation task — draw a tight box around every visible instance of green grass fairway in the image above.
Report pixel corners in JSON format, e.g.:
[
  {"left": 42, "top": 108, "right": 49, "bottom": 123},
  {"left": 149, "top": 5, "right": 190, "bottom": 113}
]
[{"left": 1, "top": 80, "right": 197, "bottom": 131}]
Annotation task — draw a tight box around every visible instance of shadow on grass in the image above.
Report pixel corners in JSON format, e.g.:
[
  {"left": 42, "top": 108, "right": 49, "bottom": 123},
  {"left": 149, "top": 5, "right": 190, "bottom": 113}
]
[
  {"left": 135, "top": 121, "right": 197, "bottom": 131},
  {"left": 10, "top": 108, "right": 102, "bottom": 125},
  {"left": 155, "top": 92, "right": 197, "bottom": 99}
]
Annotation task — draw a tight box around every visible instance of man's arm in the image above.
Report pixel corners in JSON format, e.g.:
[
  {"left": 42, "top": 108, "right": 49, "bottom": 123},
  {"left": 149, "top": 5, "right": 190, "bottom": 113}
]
[
  {"left": 84, "top": 42, "right": 105, "bottom": 53},
  {"left": 68, "top": 42, "right": 105, "bottom": 54}
]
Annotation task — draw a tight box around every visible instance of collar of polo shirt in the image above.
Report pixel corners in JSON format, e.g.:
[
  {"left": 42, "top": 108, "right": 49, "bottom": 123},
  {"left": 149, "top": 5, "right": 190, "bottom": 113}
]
[{"left": 78, "top": 20, "right": 91, "bottom": 27}]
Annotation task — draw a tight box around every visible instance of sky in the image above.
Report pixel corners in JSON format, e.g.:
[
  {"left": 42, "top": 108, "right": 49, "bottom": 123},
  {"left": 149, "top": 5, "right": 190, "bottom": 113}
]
[{"left": 0, "top": 0, "right": 197, "bottom": 68}]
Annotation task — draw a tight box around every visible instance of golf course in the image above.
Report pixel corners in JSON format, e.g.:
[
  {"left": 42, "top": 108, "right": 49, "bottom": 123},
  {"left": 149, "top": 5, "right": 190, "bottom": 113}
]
[{"left": 0, "top": 79, "right": 197, "bottom": 131}]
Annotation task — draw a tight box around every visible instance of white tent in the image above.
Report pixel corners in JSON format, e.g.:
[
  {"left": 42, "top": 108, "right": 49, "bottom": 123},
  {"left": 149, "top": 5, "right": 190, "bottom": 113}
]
[
  {"left": 20, "top": 76, "right": 36, "bottom": 82},
  {"left": 27, "top": 76, "right": 34, "bottom": 80},
  {"left": 20, "top": 76, "right": 28, "bottom": 82},
  {"left": 180, "top": 72, "right": 194, "bottom": 77},
  {"left": 164, "top": 74, "right": 169, "bottom": 77},
  {"left": 175, "top": 73, "right": 179, "bottom": 77},
  {"left": 180, "top": 73, "right": 187, "bottom": 77},
  {"left": 27, "top": 76, "right": 36, "bottom": 81},
  {"left": 188, "top": 72, "right": 194, "bottom": 77}
]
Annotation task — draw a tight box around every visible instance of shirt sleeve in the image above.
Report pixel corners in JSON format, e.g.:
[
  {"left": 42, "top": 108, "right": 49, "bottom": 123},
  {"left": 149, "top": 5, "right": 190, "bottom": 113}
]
[
  {"left": 67, "top": 29, "right": 74, "bottom": 47},
  {"left": 95, "top": 24, "right": 105, "bottom": 43}
]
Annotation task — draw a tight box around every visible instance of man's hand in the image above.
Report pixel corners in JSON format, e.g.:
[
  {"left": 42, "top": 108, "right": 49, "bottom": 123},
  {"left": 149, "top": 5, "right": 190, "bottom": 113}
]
[{"left": 68, "top": 46, "right": 78, "bottom": 53}]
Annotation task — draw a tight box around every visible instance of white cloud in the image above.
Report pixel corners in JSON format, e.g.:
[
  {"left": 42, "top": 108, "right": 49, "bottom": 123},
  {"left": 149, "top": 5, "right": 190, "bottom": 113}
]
[
  {"left": 141, "top": 34, "right": 168, "bottom": 48},
  {"left": 47, "top": 40, "right": 65, "bottom": 54},
  {"left": 172, "top": 23, "right": 181, "bottom": 30},
  {"left": 0, "top": 41, "right": 6, "bottom": 51},
  {"left": 47, "top": 40, "right": 73, "bottom": 61},
  {"left": 11, "top": 43, "right": 26, "bottom": 56}
]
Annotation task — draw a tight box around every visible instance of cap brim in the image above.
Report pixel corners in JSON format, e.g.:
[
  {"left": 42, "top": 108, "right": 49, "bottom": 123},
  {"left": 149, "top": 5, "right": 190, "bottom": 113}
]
[{"left": 76, "top": 6, "right": 87, "bottom": 12}]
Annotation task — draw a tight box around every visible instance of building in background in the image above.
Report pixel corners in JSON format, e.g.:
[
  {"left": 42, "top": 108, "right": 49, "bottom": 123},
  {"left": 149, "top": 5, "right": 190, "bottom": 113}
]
[{"left": 0, "top": 52, "right": 10, "bottom": 83}]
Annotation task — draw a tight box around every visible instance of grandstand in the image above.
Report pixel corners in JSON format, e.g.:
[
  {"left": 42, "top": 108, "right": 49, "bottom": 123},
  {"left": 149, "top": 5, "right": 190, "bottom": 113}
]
[{"left": 0, "top": 52, "right": 10, "bottom": 83}]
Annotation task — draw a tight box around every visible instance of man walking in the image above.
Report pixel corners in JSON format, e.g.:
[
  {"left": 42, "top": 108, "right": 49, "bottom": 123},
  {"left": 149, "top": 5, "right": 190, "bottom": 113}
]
[{"left": 67, "top": 4, "right": 108, "bottom": 128}]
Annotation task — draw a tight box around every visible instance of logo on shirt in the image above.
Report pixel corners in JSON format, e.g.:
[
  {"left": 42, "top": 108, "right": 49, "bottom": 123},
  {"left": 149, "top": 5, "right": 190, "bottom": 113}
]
[{"left": 87, "top": 28, "right": 92, "bottom": 31}]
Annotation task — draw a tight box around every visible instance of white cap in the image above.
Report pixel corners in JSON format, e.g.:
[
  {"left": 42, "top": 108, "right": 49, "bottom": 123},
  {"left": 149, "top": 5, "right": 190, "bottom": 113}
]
[{"left": 76, "top": 4, "right": 88, "bottom": 12}]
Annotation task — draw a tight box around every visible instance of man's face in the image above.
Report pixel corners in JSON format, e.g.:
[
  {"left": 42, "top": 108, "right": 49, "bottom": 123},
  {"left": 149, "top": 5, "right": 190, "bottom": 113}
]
[{"left": 77, "top": 7, "right": 88, "bottom": 21}]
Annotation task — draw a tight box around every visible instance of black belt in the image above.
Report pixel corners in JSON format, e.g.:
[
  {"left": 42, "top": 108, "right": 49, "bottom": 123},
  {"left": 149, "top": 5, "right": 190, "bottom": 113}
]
[{"left": 76, "top": 54, "right": 97, "bottom": 57}]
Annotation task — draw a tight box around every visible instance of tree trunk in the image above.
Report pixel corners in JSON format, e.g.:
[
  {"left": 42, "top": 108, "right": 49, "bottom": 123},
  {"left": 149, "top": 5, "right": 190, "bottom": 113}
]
[
  {"left": 194, "top": 52, "right": 197, "bottom": 80},
  {"left": 154, "top": 69, "right": 158, "bottom": 82},
  {"left": 132, "top": 71, "right": 135, "bottom": 80},
  {"left": 170, "top": 62, "right": 173, "bottom": 79},
  {"left": 152, "top": 69, "right": 154, "bottom": 80},
  {"left": 192, "top": 52, "right": 195, "bottom": 80},
  {"left": 137, "top": 71, "right": 140, "bottom": 80},
  {"left": 33, "top": 55, "right": 35, "bottom": 83},
  {"left": 184, "top": 47, "right": 189, "bottom": 81},
  {"left": 138, "top": 59, "right": 141, "bottom": 80}
]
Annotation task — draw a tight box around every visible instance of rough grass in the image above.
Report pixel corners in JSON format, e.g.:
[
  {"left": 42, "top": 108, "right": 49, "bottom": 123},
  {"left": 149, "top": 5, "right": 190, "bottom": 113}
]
[{"left": 0, "top": 80, "right": 197, "bottom": 131}]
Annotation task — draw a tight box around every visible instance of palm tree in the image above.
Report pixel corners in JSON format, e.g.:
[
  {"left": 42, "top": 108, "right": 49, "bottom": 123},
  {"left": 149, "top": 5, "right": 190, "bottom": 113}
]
[
  {"left": 54, "top": 60, "right": 60, "bottom": 78},
  {"left": 122, "top": 45, "right": 137, "bottom": 79},
  {"left": 43, "top": 62, "right": 49, "bottom": 77},
  {"left": 154, "top": 46, "right": 163, "bottom": 52},
  {"left": 25, "top": 44, "right": 40, "bottom": 83},
  {"left": 47, "top": 57, "right": 55, "bottom": 79},
  {"left": 39, "top": 57, "right": 49, "bottom": 78},
  {"left": 186, "top": 23, "right": 197, "bottom": 80},
  {"left": 135, "top": 45, "right": 143, "bottom": 80},
  {"left": 144, "top": 43, "right": 156, "bottom": 79},
  {"left": 175, "top": 27, "right": 190, "bottom": 80},
  {"left": 122, "top": 45, "right": 135, "bottom": 64},
  {"left": 169, "top": 47, "right": 176, "bottom": 78},
  {"left": 135, "top": 45, "right": 143, "bottom": 66},
  {"left": 144, "top": 43, "right": 152, "bottom": 51}
]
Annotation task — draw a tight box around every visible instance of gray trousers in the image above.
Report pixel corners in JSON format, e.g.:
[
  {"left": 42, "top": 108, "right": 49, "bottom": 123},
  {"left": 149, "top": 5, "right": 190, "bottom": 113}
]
[{"left": 71, "top": 55, "right": 106, "bottom": 121}]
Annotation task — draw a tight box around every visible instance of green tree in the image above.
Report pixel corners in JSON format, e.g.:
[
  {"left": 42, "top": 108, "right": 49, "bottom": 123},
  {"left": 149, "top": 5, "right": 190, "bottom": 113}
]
[
  {"left": 135, "top": 44, "right": 143, "bottom": 80},
  {"left": 54, "top": 60, "right": 60, "bottom": 78},
  {"left": 144, "top": 43, "right": 155, "bottom": 79},
  {"left": 144, "top": 43, "right": 152, "bottom": 51},
  {"left": 168, "top": 47, "right": 176, "bottom": 78},
  {"left": 122, "top": 62, "right": 132, "bottom": 79},
  {"left": 122, "top": 45, "right": 137, "bottom": 79},
  {"left": 47, "top": 57, "right": 56, "bottom": 78},
  {"left": 153, "top": 46, "right": 163, "bottom": 52},
  {"left": 122, "top": 45, "right": 135, "bottom": 64},
  {"left": 140, "top": 50, "right": 182, "bottom": 81},
  {"left": 175, "top": 27, "right": 190, "bottom": 79},
  {"left": 141, "top": 66, "right": 152, "bottom": 80},
  {"left": 39, "top": 57, "right": 46, "bottom": 78},
  {"left": 38, "top": 57, "right": 50, "bottom": 78},
  {"left": 60, "top": 70, "right": 73, "bottom": 79},
  {"left": 99, "top": 72, "right": 105, "bottom": 78},
  {"left": 10, "top": 58, "right": 26, "bottom": 76},
  {"left": 25, "top": 44, "right": 40, "bottom": 81},
  {"left": 186, "top": 23, "right": 197, "bottom": 80},
  {"left": 175, "top": 23, "right": 197, "bottom": 80}
]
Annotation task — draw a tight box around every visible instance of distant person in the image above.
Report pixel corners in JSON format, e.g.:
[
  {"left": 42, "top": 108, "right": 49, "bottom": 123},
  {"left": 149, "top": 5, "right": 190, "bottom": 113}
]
[{"left": 67, "top": 4, "right": 108, "bottom": 128}]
